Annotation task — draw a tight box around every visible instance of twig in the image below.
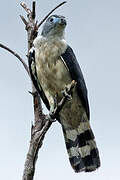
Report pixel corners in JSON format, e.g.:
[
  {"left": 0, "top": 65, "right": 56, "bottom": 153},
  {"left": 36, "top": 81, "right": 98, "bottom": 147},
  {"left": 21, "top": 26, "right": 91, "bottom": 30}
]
[
  {"left": 20, "top": 15, "right": 28, "bottom": 26},
  {"left": 32, "top": 1, "right": 36, "bottom": 19},
  {"left": 20, "top": 2, "right": 31, "bottom": 14},
  {"left": 0, "top": 43, "right": 29, "bottom": 75},
  {"left": 38, "top": 1, "right": 67, "bottom": 28},
  {"left": 20, "top": 1, "right": 38, "bottom": 53}
]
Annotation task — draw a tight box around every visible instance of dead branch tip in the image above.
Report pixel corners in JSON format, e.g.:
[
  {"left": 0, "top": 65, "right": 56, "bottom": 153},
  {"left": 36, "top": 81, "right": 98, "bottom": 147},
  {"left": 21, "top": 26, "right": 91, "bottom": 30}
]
[
  {"left": 20, "top": 2, "right": 31, "bottom": 14},
  {"left": 32, "top": 1, "right": 36, "bottom": 19},
  {"left": 20, "top": 15, "right": 28, "bottom": 26}
]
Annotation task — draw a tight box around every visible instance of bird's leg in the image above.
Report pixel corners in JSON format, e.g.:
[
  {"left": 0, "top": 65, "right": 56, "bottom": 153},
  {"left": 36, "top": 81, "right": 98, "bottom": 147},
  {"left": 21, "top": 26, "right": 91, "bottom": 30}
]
[
  {"left": 45, "top": 93, "right": 59, "bottom": 122},
  {"left": 49, "top": 93, "right": 59, "bottom": 122}
]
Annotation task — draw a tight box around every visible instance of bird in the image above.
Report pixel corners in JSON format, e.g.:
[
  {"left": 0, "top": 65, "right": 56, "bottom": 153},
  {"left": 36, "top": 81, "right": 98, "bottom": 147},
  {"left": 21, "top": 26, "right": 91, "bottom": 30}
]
[{"left": 28, "top": 15, "right": 100, "bottom": 173}]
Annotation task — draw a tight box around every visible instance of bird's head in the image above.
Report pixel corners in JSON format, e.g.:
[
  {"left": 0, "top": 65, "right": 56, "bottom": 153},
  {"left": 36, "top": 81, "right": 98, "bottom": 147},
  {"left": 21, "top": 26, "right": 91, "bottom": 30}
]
[{"left": 41, "top": 15, "right": 67, "bottom": 39}]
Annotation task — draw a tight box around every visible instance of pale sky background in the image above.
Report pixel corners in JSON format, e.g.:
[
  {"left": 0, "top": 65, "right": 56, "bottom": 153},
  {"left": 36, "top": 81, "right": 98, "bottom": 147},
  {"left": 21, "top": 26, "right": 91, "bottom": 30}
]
[{"left": 0, "top": 0, "right": 120, "bottom": 179}]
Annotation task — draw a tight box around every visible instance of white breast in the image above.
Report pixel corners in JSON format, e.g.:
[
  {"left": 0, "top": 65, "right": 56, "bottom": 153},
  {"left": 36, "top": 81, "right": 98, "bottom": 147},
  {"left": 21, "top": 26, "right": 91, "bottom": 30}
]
[{"left": 35, "top": 36, "right": 71, "bottom": 97}]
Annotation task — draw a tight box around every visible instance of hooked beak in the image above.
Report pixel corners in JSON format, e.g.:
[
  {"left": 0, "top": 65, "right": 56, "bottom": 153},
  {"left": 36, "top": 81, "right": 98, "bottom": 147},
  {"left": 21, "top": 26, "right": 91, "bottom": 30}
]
[
  {"left": 59, "top": 18, "right": 67, "bottom": 26},
  {"left": 54, "top": 17, "right": 67, "bottom": 26}
]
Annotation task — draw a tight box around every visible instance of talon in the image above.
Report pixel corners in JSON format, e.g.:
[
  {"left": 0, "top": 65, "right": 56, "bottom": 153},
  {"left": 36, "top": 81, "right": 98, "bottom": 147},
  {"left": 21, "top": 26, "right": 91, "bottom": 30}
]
[{"left": 62, "top": 87, "right": 72, "bottom": 100}]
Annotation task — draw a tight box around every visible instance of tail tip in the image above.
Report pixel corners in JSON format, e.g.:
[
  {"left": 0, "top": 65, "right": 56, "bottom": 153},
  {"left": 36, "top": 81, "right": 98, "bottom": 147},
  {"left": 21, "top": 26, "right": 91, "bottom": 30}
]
[{"left": 69, "top": 148, "right": 101, "bottom": 173}]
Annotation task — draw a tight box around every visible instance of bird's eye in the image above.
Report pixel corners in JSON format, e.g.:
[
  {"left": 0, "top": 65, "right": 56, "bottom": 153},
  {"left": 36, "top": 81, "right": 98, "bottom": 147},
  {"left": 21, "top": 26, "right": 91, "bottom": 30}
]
[{"left": 50, "top": 18, "right": 54, "bottom": 22}]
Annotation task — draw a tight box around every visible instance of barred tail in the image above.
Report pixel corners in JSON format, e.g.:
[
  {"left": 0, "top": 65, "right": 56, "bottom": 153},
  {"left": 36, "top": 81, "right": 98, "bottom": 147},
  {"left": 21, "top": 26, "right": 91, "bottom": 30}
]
[{"left": 62, "top": 122, "right": 100, "bottom": 172}]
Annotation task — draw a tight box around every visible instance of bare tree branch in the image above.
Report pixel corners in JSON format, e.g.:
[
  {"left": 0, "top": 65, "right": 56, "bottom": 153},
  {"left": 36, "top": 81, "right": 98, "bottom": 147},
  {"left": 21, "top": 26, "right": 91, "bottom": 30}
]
[
  {"left": 38, "top": 1, "right": 67, "bottom": 28},
  {"left": 0, "top": 43, "right": 29, "bottom": 74}
]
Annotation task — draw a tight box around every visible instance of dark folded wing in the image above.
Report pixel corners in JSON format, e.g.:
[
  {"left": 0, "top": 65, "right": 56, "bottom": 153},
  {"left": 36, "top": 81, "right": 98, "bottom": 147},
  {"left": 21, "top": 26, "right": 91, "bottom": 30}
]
[
  {"left": 61, "top": 45, "right": 90, "bottom": 119},
  {"left": 28, "top": 48, "right": 50, "bottom": 110}
]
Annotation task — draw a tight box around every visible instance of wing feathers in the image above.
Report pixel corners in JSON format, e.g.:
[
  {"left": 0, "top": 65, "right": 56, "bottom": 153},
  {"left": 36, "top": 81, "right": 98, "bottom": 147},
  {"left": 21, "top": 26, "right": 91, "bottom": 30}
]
[
  {"left": 61, "top": 45, "right": 90, "bottom": 119},
  {"left": 28, "top": 48, "right": 50, "bottom": 110}
]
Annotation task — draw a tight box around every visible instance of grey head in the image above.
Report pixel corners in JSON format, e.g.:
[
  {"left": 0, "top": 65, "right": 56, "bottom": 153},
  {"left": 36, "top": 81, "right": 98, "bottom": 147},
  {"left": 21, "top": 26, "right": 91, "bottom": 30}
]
[{"left": 41, "top": 15, "right": 67, "bottom": 38}]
